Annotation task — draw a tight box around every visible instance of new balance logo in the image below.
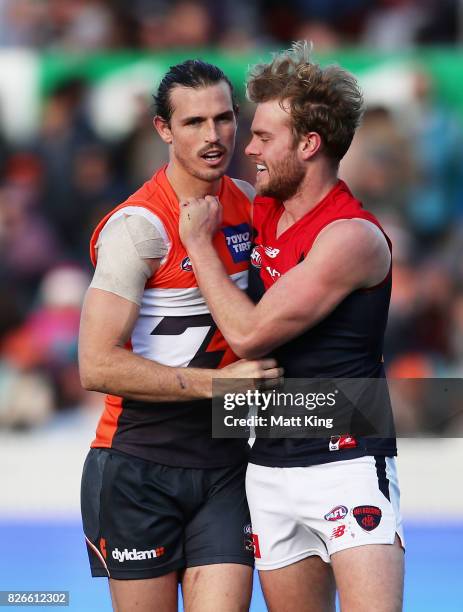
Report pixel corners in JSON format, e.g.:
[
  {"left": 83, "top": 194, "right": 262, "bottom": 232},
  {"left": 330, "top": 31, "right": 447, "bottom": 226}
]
[
  {"left": 112, "top": 547, "right": 165, "bottom": 562},
  {"left": 330, "top": 525, "right": 346, "bottom": 539},
  {"left": 264, "top": 246, "right": 280, "bottom": 258}
]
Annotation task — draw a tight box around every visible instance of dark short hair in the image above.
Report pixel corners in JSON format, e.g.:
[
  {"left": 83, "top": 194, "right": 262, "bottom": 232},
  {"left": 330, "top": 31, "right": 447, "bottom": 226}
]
[{"left": 153, "top": 59, "right": 239, "bottom": 124}]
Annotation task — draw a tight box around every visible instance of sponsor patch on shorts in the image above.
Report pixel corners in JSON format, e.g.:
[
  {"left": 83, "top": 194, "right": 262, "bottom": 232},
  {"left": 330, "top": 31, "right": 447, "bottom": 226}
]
[
  {"left": 111, "top": 546, "right": 165, "bottom": 563},
  {"left": 243, "top": 522, "right": 254, "bottom": 554},
  {"left": 324, "top": 505, "right": 348, "bottom": 521},
  {"left": 251, "top": 533, "right": 261, "bottom": 558},
  {"left": 352, "top": 505, "right": 382, "bottom": 531},
  {"left": 330, "top": 525, "right": 347, "bottom": 539}
]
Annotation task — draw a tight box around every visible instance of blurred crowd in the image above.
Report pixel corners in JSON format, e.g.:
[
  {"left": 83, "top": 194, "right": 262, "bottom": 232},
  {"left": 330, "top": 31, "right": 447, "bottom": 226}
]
[
  {"left": 1, "top": 0, "right": 463, "bottom": 434},
  {"left": 0, "top": 0, "right": 460, "bottom": 52}
]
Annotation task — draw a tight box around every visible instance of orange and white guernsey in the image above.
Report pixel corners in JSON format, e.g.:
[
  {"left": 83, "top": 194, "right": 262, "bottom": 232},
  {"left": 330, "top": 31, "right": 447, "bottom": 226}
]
[{"left": 89, "top": 166, "right": 252, "bottom": 468}]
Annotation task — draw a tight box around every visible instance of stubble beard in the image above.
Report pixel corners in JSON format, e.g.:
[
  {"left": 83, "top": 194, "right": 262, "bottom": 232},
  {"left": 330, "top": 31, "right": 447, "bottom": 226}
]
[{"left": 257, "top": 150, "right": 305, "bottom": 201}]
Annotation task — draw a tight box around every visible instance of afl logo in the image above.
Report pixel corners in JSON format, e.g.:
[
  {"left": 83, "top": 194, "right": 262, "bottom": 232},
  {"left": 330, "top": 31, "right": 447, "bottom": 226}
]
[
  {"left": 250, "top": 246, "right": 263, "bottom": 269},
  {"left": 324, "top": 505, "right": 348, "bottom": 521},
  {"left": 180, "top": 256, "right": 193, "bottom": 272}
]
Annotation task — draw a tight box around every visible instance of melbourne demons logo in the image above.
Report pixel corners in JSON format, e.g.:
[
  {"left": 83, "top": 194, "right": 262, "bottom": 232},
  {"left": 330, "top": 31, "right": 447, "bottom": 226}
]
[
  {"left": 250, "top": 246, "right": 263, "bottom": 269},
  {"left": 352, "top": 505, "right": 382, "bottom": 531}
]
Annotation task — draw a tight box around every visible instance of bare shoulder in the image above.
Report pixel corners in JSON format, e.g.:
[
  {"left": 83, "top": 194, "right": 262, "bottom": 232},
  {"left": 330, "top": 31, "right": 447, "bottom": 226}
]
[
  {"left": 310, "top": 218, "right": 390, "bottom": 287},
  {"left": 315, "top": 218, "right": 389, "bottom": 259},
  {"left": 231, "top": 178, "right": 256, "bottom": 202}
]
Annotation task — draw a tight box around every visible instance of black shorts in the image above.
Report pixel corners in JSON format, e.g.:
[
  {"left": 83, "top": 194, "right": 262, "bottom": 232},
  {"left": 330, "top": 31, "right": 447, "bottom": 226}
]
[{"left": 81, "top": 448, "right": 254, "bottom": 580}]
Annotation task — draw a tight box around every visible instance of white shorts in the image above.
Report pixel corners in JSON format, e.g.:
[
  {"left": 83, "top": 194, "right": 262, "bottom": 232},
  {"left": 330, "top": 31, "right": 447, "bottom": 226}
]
[{"left": 246, "top": 456, "right": 404, "bottom": 570}]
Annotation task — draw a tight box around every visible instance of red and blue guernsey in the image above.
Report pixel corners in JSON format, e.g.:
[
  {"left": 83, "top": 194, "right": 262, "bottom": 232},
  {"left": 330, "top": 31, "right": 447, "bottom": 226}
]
[{"left": 248, "top": 179, "right": 397, "bottom": 467}]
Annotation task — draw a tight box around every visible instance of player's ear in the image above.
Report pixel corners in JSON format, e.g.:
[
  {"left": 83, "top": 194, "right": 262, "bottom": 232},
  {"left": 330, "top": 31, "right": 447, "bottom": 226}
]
[
  {"left": 299, "top": 132, "right": 322, "bottom": 160},
  {"left": 153, "top": 116, "right": 173, "bottom": 144}
]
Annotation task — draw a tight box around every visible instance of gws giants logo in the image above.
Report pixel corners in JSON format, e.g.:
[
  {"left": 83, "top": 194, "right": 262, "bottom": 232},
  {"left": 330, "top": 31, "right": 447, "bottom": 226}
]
[
  {"left": 324, "top": 505, "right": 348, "bottom": 521},
  {"left": 180, "top": 257, "right": 193, "bottom": 272},
  {"left": 112, "top": 547, "right": 165, "bottom": 562},
  {"left": 99, "top": 538, "right": 107, "bottom": 559}
]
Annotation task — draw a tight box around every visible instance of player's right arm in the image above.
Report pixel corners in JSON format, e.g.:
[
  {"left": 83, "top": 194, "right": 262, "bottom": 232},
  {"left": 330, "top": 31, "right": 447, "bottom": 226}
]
[{"left": 78, "top": 214, "right": 280, "bottom": 401}]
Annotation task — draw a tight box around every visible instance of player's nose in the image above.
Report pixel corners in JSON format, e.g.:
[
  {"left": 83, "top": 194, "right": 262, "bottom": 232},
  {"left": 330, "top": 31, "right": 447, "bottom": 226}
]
[
  {"left": 205, "top": 120, "right": 220, "bottom": 143},
  {"left": 245, "top": 137, "right": 259, "bottom": 157}
]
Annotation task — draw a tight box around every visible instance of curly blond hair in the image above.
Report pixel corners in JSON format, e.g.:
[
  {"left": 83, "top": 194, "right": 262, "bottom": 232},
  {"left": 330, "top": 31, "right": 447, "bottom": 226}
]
[{"left": 246, "top": 41, "right": 364, "bottom": 162}]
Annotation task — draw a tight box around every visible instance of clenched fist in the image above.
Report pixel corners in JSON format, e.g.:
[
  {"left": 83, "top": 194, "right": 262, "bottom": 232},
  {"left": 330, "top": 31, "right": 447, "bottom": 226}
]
[{"left": 179, "top": 195, "right": 222, "bottom": 250}]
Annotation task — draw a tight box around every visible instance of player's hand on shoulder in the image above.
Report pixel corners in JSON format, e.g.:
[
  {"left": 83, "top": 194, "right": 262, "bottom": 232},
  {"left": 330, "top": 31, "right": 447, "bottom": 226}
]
[
  {"left": 214, "top": 358, "right": 284, "bottom": 392},
  {"left": 179, "top": 195, "right": 223, "bottom": 249}
]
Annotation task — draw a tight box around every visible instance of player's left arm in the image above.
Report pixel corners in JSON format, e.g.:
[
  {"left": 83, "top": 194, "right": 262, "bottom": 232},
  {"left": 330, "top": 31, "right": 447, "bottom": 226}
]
[{"left": 180, "top": 197, "right": 390, "bottom": 359}]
